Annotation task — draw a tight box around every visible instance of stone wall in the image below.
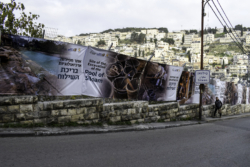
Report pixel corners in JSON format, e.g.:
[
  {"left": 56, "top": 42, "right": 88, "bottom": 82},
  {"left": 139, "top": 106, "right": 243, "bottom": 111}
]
[
  {"left": 1, "top": 96, "right": 250, "bottom": 125},
  {"left": 0, "top": 96, "right": 102, "bottom": 125},
  {"left": 102, "top": 101, "right": 148, "bottom": 124}
]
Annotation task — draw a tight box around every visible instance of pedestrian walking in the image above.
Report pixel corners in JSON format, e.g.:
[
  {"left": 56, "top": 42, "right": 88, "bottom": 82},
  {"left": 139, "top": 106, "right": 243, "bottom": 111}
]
[{"left": 213, "top": 97, "right": 222, "bottom": 118}]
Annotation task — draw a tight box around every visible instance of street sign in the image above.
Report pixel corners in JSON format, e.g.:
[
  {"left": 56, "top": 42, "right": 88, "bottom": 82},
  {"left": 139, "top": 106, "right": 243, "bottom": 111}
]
[{"left": 195, "top": 70, "right": 210, "bottom": 84}]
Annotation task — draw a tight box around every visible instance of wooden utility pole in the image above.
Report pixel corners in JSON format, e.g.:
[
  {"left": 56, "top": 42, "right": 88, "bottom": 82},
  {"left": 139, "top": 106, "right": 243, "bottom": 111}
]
[{"left": 199, "top": 0, "right": 205, "bottom": 120}]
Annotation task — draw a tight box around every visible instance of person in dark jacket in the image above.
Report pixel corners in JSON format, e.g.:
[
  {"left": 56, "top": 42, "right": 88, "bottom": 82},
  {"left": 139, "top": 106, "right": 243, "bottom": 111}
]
[{"left": 214, "top": 97, "right": 222, "bottom": 118}]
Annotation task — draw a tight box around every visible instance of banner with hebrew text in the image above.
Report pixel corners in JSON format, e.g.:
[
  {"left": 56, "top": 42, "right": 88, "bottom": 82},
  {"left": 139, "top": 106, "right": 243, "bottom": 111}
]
[{"left": 0, "top": 33, "right": 184, "bottom": 101}]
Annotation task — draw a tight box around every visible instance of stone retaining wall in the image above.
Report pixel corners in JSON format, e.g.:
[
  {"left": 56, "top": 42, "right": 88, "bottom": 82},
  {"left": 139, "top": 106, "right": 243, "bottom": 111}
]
[
  {"left": 0, "top": 96, "right": 102, "bottom": 125},
  {"left": 1, "top": 96, "right": 250, "bottom": 125}
]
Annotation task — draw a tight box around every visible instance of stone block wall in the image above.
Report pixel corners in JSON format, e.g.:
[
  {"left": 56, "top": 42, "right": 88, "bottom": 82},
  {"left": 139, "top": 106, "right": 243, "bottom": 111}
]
[
  {"left": 178, "top": 104, "right": 200, "bottom": 119},
  {"left": 102, "top": 101, "right": 148, "bottom": 124},
  {"left": 1, "top": 95, "right": 250, "bottom": 125},
  {"left": 148, "top": 102, "right": 179, "bottom": 121},
  {"left": 202, "top": 104, "right": 250, "bottom": 118},
  {"left": 0, "top": 96, "right": 103, "bottom": 125}
]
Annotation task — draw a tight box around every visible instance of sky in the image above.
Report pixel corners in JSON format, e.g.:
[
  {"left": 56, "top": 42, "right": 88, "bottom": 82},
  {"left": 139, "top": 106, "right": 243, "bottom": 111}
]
[{"left": 2, "top": 0, "right": 250, "bottom": 37}]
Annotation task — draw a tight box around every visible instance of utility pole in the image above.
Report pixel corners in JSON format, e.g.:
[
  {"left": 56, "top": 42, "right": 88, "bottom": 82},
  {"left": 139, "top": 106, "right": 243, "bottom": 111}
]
[{"left": 199, "top": 0, "right": 205, "bottom": 120}]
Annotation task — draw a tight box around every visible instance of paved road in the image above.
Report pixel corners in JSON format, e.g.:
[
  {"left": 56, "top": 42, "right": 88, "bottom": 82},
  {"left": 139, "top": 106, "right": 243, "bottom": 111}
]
[{"left": 0, "top": 117, "right": 250, "bottom": 167}]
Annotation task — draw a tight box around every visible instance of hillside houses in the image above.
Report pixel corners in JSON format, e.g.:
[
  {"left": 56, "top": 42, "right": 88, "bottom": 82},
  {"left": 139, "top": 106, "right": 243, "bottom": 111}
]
[{"left": 45, "top": 26, "right": 250, "bottom": 82}]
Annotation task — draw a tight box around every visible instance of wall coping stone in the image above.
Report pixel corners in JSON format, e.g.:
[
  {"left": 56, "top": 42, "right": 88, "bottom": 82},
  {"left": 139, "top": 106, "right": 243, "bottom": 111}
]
[{"left": 148, "top": 102, "right": 178, "bottom": 108}]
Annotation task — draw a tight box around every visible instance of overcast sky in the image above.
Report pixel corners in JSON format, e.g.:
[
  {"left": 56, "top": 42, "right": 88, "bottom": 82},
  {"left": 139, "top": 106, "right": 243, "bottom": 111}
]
[{"left": 2, "top": 0, "right": 250, "bottom": 37}]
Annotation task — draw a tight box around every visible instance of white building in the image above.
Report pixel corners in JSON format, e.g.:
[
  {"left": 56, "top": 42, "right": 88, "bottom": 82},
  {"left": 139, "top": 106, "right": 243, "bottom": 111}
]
[
  {"left": 191, "top": 41, "right": 201, "bottom": 53},
  {"left": 167, "top": 32, "right": 183, "bottom": 41},
  {"left": 155, "top": 33, "right": 166, "bottom": 41},
  {"left": 216, "top": 28, "right": 224, "bottom": 34},
  {"left": 146, "top": 29, "right": 159, "bottom": 36},
  {"left": 220, "top": 57, "right": 229, "bottom": 65},
  {"left": 204, "top": 34, "right": 214, "bottom": 44},
  {"left": 184, "top": 34, "right": 195, "bottom": 45},
  {"left": 233, "top": 55, "right": 248, "bottom": 65},
  {"left": 246, "top": 35, "right": 250, "bottom": 45},
  {"left": 157, "top": 41, "right": 169, "bottom": 51}
]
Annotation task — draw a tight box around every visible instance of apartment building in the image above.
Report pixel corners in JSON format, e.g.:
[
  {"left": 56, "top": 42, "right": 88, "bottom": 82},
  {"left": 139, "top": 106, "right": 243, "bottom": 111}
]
[
  {"left": 191, "top": 41, "right": 201, "bottom": 53},
  {"left": 220, "top": 57, "right": 229, "bottom": 65},
  {"left": 233, "top": 54, "right": 248, "bottom": 64},
  {"left": 184, "top": 34, "right": 195, "bottom": 45},
  {"left": 155, "top": 33, "right": 166, "bottom": 41},
  {"left": 147, "top": 29, "right": 159, "bottom": 36},
  {"left": 228, "top": 65, "right": 248, "bottom": 76},
  {"left": 216, "top": 28, "right": 224, "bottom": 34},
  {"left": 157, "top": 41, "right": 169, "bottom": 51},
  {"left": 246, "top": 35, "right": 250, "bottom": 45},
  {"left": 155, "top": 48, "right": 165, "bottom": 58},
  {"left": 204, "top": 33, "right": 214, "bottom": 44},
  {"left": 167, "top": 32, "right": 183, "bottom": 41}
]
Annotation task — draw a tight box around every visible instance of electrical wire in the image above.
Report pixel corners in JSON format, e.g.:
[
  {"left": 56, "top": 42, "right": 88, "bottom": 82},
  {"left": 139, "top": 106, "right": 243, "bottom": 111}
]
[
  {"left": 207, "top": 2, "right": 246, "bottom": 54},
  {"left": 211, "top": 0, "right": 247, "bottom": 53},
  {"left": 216, "top": 0, "right": 242, "bottom": 41}
]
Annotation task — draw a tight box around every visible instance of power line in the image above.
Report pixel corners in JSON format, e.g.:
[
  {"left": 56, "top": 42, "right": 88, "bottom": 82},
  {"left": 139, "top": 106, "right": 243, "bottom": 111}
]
[
  {"left": 207, "top": 2, "right": 246, "bottom": 54},
  {"left": 216, "top": 0, "right": 242, "bottom": 41},
  {"left": 211, "top": 0, "right": 246, "bottom": 53},
  {"left": 210, "top": 0, "right": 246, "bottom": 54}
]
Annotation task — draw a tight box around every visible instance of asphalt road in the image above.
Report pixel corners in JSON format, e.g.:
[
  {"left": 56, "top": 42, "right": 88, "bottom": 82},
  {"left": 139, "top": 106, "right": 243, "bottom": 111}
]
[{"left": 0, "top": 117, "right": 250, "bottom": 167}]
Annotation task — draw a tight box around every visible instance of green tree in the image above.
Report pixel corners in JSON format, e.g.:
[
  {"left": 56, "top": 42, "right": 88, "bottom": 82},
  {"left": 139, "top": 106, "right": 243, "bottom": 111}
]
[
  {"left": 204, "top": 28, "right": 208, "bottom": 34},
  {"left": 223, "top": 26, "right": 227, "bottom": 33},
  {"left": 150, "top": 38, "right": 153, "bottom": 42},
  {"left": 0, "top": 0, "right": 45, "bottom": 38},
  {"left": 154, "top": 38, "right": 157, "bottom": 44},
  {"left": 162, "top": 38, "right": 174, "bottom": 45},
  {"left": 115, "top": 35, "right": 120, "bottom": 42},
  {"left": 134, "top": 52, "right": 137, "bottom": 58},
  {"left": 182, "top": 35, "right": 184, "bottom": 44},
  {"left": 131, "top": 32, "right": 138, "bottom": 42},
  {"left": 235, "top": 24, "right": 242, "bottom": 31},
  {"left": 97, "top": 40, "right": 106, "bottom": 46},
  {"left": 187, "top": 51, "right": 191, "bottom": 62},
  {"left": 222, "top": 59, "right": 225, "bottom": 69},
  {"left": 158, "top": 27, "right": 168, "bottom": 33},
  {"left": 142, "top": 50, "right": 144, "bottom": 57},
  {"left": 190, "top": 29, "right": 198, "bottom": 34},
  {"left": 138, "top": 33, "right": 145, "bottom": 43},
  {"left": 139, "top": 49, "right": 141, "bottom": 57}
]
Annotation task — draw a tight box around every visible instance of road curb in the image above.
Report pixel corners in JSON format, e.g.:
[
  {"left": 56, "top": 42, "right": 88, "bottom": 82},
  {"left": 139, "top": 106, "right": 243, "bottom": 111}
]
[
  {"left": 204, "top": 113, "right": 250, "bottom": 123},
  {"left": 0, "top": 115, "right": 249, "bottom": 137}
]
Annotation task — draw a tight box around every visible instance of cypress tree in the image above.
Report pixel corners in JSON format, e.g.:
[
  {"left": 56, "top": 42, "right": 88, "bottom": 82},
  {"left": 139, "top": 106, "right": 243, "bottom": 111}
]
[{"left": 222, "top": 59, "right": 225, "bottom": 69}]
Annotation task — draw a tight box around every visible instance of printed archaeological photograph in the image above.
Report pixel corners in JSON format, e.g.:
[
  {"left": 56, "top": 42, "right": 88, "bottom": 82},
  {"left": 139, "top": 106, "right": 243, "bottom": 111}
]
[
  {"left": 0, "top": 34, "right": 70, "bottom": 95},
  {"left": 103, "top": 53, "right": 147, "bottom": 99},
  {"left": 138, "top": 62, "right": 169, "bottom": 101},
  {"left": 177, "top": 71, "right": 190, "bottom": 104}
]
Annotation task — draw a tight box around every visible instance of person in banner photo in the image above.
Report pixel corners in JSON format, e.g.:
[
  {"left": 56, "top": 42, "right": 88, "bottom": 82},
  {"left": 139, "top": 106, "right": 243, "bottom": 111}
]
[{"left": 213, "top": 97, "right": 223, "bottom": 118}]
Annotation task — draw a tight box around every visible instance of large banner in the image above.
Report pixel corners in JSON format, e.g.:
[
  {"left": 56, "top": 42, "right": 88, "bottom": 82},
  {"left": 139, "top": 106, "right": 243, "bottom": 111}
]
[
  {"left": 237, "top": 84, "right": 243, "bottom": 104},
  {"left": 82, "top": 48, "right": 183, "bottom": 101},
  {"left": 2, "top": 33, "right": 250, "bottom": 104},
  {"left": 177, "top": 71, "right": 191, "bottom": 104},
  {"left": 0, "top": 34, "right": 183, "bottom": 101},
  {"left": 246, "top": 87, "right": 249, "bottom": 104}
]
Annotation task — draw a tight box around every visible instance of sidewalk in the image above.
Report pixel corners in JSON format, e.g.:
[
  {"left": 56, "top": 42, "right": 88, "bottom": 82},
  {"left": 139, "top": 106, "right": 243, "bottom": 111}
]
[{"left": 1, "top": 113, "right": 250, "bottom": 137}]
